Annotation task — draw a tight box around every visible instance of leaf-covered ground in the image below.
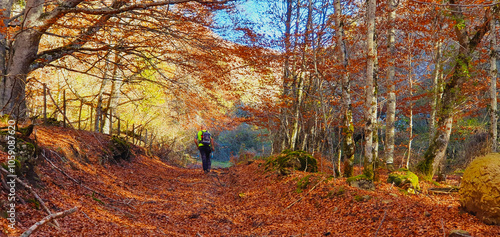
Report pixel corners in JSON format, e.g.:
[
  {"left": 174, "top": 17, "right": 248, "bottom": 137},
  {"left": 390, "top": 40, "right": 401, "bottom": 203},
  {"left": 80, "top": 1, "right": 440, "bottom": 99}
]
[{"left": 1, "top": 125, "right": 500, "bottom": 236}]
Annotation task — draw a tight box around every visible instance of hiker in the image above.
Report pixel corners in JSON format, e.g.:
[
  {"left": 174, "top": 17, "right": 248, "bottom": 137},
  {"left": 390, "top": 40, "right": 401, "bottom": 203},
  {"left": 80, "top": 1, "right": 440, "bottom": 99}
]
[{"left": 194, "top": 126, "right": 214, "bottom": 173}]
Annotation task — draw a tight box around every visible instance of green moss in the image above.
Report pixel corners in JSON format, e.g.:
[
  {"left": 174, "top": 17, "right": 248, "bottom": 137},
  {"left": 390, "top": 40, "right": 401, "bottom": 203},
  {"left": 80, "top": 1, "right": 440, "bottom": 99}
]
[
  {"left": 265, "top": 150, "right": 317, "bottom": 175},
  {"left": 417, "top": 136, "right": 438, "bottom": 178},
  {"left": 347, "top": 174, "right": 371, "bottom": 183},
  {"left": 354, "top": 195, "right": 364, "bottom": 202},
  {"left": 296, "top": 175, "right": 311, "bottom": 193},
  {"left": 387, "top": 168, "right": 420, "bottom": 190},
  {"left": 27, "top": 198, "right": 40, "bottom": 210},
  {"left": 91, "top": 192, "right": 105, "bottom": 205}
]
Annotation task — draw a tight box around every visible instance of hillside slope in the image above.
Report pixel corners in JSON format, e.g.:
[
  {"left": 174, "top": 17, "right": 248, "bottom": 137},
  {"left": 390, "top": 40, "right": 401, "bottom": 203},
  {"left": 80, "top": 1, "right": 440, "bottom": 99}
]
[{"left": 1, "top": 125, "right": 499, "bottom": 236}]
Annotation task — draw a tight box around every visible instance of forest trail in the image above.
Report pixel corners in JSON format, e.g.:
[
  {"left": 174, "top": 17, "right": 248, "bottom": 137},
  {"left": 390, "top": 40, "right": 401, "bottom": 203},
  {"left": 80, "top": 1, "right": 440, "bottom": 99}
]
[{"left": 1, "top": 125, "right": 500, "bottom": 236}]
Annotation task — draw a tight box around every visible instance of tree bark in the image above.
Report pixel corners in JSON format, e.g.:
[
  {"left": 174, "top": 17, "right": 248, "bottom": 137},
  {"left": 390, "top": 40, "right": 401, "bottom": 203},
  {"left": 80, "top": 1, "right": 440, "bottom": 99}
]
[
  {"left": 430, "top": 9, "right": 444, "bottom": 138},
  {"left": 490, "top": 12, "right": 498, "bottom": 152},
  {"left": 407, "top": 35, "right": 414, "bottom": 168},
  {"left": 385, "top": 0, "right": 397, "bottom": 167},
  {"left": 334, "top": 0, "right": 355, "bottom": 177},
  {"left": 364, "top": 0, "right": 377, "bottom": 179},
  {"left": 0, "top": 0, "right": 44, "bottom": 118},
  {"left": 104, "top": 51, "right": 123, "bottom": 134}
]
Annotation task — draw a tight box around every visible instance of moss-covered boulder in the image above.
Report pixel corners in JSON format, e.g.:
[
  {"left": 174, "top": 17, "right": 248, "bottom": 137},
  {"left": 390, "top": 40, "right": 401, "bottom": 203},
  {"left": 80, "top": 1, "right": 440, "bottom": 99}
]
[
  {"left": 387, "top": 168, "right": 420, "bottom": 191},
  {"left": 459, "top": 153, "right": 500, "bottom": 225},
  {"left": 347, "top": 174, "right": 375, "bottom": 191},
  {"left": 265, "top": 150, "right": 317, "bottom": 175}
]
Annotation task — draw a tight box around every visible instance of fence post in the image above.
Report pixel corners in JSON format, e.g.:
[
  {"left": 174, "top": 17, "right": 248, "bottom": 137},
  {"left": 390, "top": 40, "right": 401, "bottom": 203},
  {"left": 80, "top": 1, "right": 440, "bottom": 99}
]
[
  {"left": 150, "top": 131, "right": 154, "bottom": 149},
  {"left": 62, "top": 90, "right": 66, "bottom": 128},
  {"left": 139, "top": 128, "right": 143, "bottom": 146},
  {"left": 78, "top": 100, "right": 83, "bottom": 130},
  {"left": 108, "top": 109, "right": 113, "bottom": 135},
  {"left": 89, "top": 105, "right": 93, "bottom": 132},
  {"left": 43, "top": 84, "right": 47, "bottom": 121}
]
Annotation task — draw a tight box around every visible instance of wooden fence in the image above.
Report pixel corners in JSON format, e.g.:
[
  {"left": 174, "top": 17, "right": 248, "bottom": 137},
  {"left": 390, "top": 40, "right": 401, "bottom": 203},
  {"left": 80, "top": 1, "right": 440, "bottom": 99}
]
[{"left": 37, "top": 83, "right": 158, "bottom": 150}]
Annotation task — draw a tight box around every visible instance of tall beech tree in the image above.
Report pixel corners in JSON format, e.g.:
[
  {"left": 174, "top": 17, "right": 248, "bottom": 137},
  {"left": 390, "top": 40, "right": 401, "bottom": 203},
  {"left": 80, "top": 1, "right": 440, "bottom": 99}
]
[
  {"left": 417, "top": 1, "right": 499, "bottom": 178},
  {"left": 364, "top": 0, "right": 377, "bottom": 178},
  {"left": 0, "top": 0, "right": 234, "bottom": 119},
  {"left": 385, "top": 0, "right": 397, "bottom": 169},
  {"left": 489, "top": 6, "right": 498, "bottom": 153},
  {"left": 335, "top": 0, "right": 355, "bottom": 177}
]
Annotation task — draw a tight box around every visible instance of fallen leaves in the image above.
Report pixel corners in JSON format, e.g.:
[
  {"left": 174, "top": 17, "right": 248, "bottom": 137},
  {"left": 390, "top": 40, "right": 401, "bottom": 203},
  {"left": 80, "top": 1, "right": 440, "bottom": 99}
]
[{"left": 0, "top": 125, "right": 499, "bottom": 236}]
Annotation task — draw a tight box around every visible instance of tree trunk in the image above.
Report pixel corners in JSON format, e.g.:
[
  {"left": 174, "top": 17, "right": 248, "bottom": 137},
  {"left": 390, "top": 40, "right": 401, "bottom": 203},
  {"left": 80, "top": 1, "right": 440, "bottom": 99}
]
[
  {"left": 334, "top": 0, "right": 355, "bottom": 177},
  {"left": 0, "top": 0, "right": 44, "bottom": 118},
  {"left": 430, "top": 9, "right": 444, "bottom": 138},
  {"left": 0, "top": 0, "right": 12, "bottom": 112},
  {"left": 278, "top": 0, "right": 293, "bottom": 152},
  {"left": 418, "top": 2, "right": 495, "bottom": 178},
  {"left": 104, "top": 51, "right": 123, "bottom": 134},
  {"left": 363, "top": 0, "right": 377, "bottom": 179},
  {"left": 372, "top": 32, "right": 379, "bottom": 165},
  {"left": 385, "top": 0, "right": 397, "bottom": 167},
  {"left": 408, "top": 37, "right": 414, "bottom": 168},
  {"left": 490, "top": 14, "right": 498, "bottom": 152}
]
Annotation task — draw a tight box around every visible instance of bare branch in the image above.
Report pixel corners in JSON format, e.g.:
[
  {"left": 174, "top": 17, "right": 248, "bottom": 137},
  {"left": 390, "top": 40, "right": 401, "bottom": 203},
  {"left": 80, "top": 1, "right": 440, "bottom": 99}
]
[{"left": 19, "top": 207, "right": 78, "bottom": 237}]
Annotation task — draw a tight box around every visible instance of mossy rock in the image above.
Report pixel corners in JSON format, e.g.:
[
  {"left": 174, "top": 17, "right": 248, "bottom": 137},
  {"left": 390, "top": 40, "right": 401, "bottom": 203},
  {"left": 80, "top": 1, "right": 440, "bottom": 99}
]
[
  {"left": 347, "top": 174, "right": 375, "bottom": 191},
  {"left": 459, "top": 153, "right": 500, "bottom": 225},
  {"left": 265, "top": 150, "right": 317, "bottom": 175},
  {"left": 387, "top": 168, "right": 420, "bottom": 191},
  {"left": 109, "top": 136, "right": 131, "bottom": 161}
]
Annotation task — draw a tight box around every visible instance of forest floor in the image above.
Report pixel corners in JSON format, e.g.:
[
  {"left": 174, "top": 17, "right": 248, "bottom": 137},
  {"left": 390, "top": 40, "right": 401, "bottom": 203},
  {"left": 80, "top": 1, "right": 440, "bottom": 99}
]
[{"left": 1, "top": 125, "right": 500, "bottom": 236}]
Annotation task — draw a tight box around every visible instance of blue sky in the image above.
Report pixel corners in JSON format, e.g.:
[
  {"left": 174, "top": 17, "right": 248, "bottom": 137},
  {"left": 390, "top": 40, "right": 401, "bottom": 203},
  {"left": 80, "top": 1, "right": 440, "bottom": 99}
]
[{"left": 213, "top": 0, "right": 283, "bottom": 46}]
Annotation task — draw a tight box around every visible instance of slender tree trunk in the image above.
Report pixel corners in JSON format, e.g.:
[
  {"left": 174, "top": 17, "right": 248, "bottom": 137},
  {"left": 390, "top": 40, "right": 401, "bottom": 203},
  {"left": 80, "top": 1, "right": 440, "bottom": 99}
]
[
  {"left": 364, "top": 0, "right": 377, "bottom": 179},
  {"left": 104, "top": 51, "right": 123, "bottom": 134},
  {"left": 278, "top": 0, "right": 293, "bottom": 153},
  {"left": 408, "top": 37, "right": 414, "bottom": 168},
  {"left": 94, "top": 80, "right": 107, "bottom": 132},
  {"left": 430, "top": 9, "right": 444, "bottom": 137},
  {"left": 490, "top": 14, "right": 498, "bottom": 152},
  {"left": 373, "top": 33, "right": 379, "bottom": 165},
  {"left": 385, "top": 0, "right": 397, "bottom": 168},
  {"left": 94, "top": 52, "right": 113, "bottom": 132},
  {"left": 430, "top": 40, "right": 442, "bottom": 136},
  {"left": 290, "top": 74, "right": 303, "bottom": 150},
  {"left": 334, "top": 0, "right": 355, "bottom": 177}
]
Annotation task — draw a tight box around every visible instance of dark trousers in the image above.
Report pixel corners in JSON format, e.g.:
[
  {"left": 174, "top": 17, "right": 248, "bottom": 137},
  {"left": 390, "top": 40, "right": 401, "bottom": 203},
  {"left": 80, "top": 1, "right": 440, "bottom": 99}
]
[{"left": 198, "top": 146, "right": 212, "bottom": 172}]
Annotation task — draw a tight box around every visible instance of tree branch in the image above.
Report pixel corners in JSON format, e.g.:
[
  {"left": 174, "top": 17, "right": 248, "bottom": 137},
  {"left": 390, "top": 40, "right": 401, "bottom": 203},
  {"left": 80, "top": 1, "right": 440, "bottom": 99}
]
[
  {"left": 0, "top": 167, "right": 60, "bottom": 228},
  {"left": 19, "top": 207, "right": 77, "bottom": 237}
]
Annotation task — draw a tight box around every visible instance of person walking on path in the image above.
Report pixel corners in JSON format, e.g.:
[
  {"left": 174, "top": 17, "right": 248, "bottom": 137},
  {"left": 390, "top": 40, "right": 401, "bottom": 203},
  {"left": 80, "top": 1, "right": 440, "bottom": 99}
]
[{"left": 194, "top": 127, "right": 214, "bottom": 173}]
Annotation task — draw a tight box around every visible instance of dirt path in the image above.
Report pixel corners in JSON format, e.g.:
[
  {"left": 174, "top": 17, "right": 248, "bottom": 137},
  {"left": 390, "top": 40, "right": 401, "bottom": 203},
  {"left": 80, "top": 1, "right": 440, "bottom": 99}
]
[{"left": 1, "top": 126, "right": 500, "bottom": 236}]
